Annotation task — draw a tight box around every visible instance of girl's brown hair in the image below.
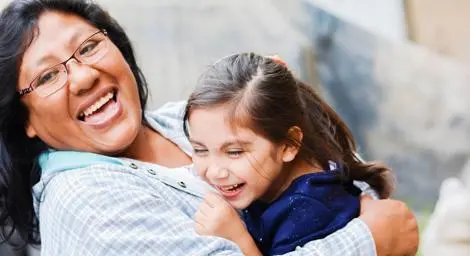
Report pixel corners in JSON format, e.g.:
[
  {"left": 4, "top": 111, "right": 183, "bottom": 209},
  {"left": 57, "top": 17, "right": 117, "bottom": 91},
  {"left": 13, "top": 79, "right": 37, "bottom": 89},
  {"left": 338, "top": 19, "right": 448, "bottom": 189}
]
[{"left": 184, "top": 52, "right": 394, "bottom": 198}]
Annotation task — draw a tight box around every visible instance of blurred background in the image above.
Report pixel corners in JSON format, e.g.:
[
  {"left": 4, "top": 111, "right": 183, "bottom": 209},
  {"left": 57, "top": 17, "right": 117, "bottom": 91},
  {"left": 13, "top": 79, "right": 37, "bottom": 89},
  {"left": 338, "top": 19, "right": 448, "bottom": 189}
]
[{"left": 2, "top": 0, "right": 470, "bottom": 255}]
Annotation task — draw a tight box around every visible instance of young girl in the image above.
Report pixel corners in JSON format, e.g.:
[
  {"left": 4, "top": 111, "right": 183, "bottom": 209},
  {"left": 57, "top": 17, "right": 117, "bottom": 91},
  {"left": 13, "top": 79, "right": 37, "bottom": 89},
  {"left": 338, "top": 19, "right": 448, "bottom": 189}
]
[{"left": 183, "top": 53, "right": 394, "bottom": 255}]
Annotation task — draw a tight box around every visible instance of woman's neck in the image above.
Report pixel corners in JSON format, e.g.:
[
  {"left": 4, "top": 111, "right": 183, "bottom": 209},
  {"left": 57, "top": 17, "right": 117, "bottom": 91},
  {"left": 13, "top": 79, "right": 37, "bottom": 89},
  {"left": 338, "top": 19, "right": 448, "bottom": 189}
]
[
  {"left": 262, "top": 159, "right": 323, "bottom": 202},
  {"left": 121, "top": 125, "right": 192, "bottom": 168}
]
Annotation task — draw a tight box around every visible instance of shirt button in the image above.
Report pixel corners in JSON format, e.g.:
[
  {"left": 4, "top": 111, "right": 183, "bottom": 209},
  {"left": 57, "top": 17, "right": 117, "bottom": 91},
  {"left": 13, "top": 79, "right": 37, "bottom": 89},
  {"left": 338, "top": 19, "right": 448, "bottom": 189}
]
[
  {"left": 147, "top": 168, "right": 156, "bottom": 175},
  {"left": 177, "top": 181, "right": 187, "bottom": 188},
  {"left": 129, "top": 163, "right": 138, "bottom": 169}
]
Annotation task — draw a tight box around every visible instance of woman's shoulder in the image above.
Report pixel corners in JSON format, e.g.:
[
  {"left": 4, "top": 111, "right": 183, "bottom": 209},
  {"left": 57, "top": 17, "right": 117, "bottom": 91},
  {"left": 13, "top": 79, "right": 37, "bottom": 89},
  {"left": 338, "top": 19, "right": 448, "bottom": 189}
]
[
  {"left": 146, "top": 100, "right": 187, "bottom": 123},
  {"left": 145, "top": 100, "right": 192, "bottom": 152},
  {"left": 34, "top": 164, "right": 161, "bottom": 212}
]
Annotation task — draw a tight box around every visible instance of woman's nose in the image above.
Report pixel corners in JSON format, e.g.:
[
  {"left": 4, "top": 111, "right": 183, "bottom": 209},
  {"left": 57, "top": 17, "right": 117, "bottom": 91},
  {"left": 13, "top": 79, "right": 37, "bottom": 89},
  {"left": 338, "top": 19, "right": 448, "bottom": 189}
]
[{"left": 66, "top": 60, "right": 100, "bottom": 95}]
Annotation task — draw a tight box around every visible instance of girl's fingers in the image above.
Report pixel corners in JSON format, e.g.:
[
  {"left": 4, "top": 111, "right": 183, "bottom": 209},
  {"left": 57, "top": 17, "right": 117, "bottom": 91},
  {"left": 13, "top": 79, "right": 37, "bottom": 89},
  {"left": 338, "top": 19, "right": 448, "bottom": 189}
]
[
  {"left": 198, "top": 201, "right": 213, "bottom": 215},
  {"left": 194, "top": 221, "right": 207, "bottom": 235},
  {"left": 205, "top": 192, "right": 228, "bottom": 207},
  {"left": 194, "top": 209, "right": 205, "bottom": 220}
]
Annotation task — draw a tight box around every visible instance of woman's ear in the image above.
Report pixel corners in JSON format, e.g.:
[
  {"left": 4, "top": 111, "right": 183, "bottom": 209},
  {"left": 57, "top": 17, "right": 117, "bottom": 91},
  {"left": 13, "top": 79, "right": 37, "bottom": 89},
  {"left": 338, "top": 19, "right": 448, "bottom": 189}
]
[
  {"left": 25, "top": 122, "right": 37, "bottom": 138},
  {"left": 281, "top": 126, "right": 303, "bottom": 163}
]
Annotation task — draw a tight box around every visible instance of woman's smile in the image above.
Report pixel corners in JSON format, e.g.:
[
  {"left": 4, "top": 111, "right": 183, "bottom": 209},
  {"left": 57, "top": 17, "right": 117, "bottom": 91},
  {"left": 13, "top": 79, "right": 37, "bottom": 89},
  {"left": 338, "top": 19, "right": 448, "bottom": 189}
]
[{"left": 77, "top": 88, "right": 123, "bottom": 130}]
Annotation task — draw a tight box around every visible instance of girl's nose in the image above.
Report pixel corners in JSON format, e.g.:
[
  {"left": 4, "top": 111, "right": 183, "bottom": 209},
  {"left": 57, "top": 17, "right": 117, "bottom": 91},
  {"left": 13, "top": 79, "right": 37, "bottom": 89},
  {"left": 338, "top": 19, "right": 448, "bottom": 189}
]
[{"left": 205, "top": 163, "right": 230, "bottom": 181}]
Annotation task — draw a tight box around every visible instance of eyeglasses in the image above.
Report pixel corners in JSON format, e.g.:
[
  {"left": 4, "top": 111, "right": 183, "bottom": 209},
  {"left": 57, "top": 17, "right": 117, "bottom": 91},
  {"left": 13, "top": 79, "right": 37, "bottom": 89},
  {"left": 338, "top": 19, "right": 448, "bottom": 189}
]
[{"left": 18, "top": 30, "right": 109, "bottom": 98}]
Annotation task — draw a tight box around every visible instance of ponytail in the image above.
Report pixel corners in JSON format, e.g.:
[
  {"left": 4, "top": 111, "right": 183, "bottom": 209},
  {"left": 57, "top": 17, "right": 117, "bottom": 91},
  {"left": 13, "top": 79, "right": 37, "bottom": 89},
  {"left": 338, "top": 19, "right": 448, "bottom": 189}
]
[{"left": 296, "top": 80, "right": 395, "bottom": 198}]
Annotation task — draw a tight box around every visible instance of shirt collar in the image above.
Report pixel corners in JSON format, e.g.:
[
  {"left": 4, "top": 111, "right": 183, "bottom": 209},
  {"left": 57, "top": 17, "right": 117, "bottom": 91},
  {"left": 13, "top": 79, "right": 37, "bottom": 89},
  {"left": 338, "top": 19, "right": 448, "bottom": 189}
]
[
  {"left": 38, "top": 103, "right": 191, "bottom": 176},
  {"left": 38, "top": 150, "right": 123, "bottom": 175}
]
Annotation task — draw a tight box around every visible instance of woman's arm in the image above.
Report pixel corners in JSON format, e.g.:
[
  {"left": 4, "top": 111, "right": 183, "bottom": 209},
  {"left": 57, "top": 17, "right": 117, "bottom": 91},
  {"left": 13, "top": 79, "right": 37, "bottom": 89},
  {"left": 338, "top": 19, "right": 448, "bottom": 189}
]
[
  {"left": 277, "top": 182, "right": 418, "bottom": 256},
  {"left": 280, "top": 218, "right": 375, "bottom": 256},
  {"left": 276, "top": 197, "right": 418, "bottom": 256},
  {"left": 39, "top": 166, "right": 417, "bottom": 256}
]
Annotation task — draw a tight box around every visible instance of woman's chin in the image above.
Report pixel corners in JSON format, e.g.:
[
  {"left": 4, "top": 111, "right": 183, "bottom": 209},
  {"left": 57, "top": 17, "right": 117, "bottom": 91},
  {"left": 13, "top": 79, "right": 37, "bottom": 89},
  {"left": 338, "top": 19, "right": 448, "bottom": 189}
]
[{"left": 89, "top": 128, "right": 140, "bottom": 155}]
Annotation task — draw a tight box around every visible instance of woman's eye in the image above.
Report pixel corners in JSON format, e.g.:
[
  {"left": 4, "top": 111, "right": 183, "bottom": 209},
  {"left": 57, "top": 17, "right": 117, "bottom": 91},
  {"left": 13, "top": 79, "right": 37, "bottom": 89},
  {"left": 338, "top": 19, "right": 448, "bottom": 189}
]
[
  {"left": 36, "top": 69, "right": 60, "bottom": 87},
  {"left": 79, "top": 41, "right": 98, "bottom": 56}
]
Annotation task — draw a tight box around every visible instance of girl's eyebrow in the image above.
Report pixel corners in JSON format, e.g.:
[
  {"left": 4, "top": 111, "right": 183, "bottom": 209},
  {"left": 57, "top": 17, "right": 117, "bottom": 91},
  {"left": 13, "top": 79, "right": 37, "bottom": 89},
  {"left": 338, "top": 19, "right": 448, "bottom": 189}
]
[
  {"left": 189, "top": 139, "right": 205, "bottom": 147},
  {"left": 189, "top": 139, "right": 252, "bottom": 149},
  {"left": 220, "top": 140, "right": 251, "bottom": 149}
]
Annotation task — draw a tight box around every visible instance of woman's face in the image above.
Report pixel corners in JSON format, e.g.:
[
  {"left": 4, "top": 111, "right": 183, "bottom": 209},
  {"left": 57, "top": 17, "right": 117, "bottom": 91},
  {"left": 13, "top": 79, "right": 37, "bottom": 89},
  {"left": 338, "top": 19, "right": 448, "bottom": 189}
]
[
  {"left": 189, "top": 105, "right": 296, "bottom": 209},
  {"left": 18, "top": 11, "right": 142, "bottom": 154}
]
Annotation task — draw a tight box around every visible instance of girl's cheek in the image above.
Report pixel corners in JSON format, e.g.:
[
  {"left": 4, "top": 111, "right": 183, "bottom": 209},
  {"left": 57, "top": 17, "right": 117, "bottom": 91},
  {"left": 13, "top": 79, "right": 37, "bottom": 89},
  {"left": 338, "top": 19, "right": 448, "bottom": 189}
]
[
  {"left": 193, "top": 159, "right": 207, "bottom": 178},
  {"left": 196, "top": 163, "right": 215, "bottom": 184}
]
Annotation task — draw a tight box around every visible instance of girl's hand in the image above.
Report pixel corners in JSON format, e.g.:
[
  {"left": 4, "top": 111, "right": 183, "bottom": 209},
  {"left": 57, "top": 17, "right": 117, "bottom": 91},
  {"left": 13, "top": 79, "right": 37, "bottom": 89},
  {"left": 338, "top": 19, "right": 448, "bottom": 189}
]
[
  {"left": 194, "top": 192, "right": 262, "bottom": 256},
  {"left": 194, "top": 192, "right": 246, "bottom": 241}
]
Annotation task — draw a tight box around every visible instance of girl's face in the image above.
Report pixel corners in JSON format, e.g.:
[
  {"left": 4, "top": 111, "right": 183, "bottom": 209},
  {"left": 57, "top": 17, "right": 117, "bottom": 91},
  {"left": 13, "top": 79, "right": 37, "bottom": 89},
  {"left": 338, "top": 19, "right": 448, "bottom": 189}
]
[
  {"left": 17, "top": 11, "right": 142, "bottom": 154},
  {"left": 189, "top": 105, "right": 297, "bottom": 209}
]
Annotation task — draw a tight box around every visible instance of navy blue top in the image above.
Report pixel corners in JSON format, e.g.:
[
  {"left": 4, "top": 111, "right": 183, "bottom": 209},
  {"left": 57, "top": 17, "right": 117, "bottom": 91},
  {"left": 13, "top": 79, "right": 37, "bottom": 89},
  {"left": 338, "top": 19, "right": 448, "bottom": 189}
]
[{"left": 242, "top": 169, "right": 361, "bottom": 255}]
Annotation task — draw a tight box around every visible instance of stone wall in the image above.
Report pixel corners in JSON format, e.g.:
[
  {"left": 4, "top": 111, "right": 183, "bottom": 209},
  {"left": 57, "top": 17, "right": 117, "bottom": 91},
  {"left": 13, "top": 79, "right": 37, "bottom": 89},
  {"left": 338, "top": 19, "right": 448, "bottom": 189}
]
[{"left": 306, "top": 4, "right": 470, "bottom": 210}]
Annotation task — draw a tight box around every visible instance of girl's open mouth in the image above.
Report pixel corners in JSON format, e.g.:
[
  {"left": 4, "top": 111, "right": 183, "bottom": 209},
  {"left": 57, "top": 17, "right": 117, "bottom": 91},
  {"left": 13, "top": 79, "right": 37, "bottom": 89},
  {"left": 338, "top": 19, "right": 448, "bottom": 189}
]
[{"left": 215, "top": 183, "right": 246, "bottom": 198}]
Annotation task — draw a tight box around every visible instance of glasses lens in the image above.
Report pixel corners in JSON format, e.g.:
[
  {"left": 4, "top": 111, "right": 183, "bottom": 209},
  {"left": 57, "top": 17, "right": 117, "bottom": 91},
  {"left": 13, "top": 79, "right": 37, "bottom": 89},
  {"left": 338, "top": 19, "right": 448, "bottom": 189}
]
[
  {"left": 33, "top": 64, "right": 68, "bottom": 98},
  {"left": 76, "top": 32, "right": 108, "bottom": 64}
]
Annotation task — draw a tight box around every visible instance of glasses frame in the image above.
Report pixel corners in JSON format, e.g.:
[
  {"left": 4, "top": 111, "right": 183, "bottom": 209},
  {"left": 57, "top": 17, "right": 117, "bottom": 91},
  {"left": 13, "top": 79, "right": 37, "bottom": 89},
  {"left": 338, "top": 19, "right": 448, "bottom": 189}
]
[{"left": 18, "top": 29, "right": 108, "bottom": 98}]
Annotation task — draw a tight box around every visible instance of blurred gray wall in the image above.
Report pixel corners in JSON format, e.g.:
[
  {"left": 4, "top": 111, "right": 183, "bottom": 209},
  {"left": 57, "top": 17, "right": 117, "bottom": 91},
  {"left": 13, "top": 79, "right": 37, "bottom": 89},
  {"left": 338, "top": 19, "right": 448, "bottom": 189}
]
[
  {"left": 96, "top": 0, "right": 315, "bottom": 109},
  {"left": 306, "top": 5, "right": 470, "bottom": 210}
]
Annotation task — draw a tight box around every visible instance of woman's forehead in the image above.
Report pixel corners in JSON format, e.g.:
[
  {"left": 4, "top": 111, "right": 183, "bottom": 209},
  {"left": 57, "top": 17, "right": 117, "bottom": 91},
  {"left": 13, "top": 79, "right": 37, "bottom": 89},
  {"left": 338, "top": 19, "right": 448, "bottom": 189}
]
[{"left": 19, "top": 11, "right": 98, "bottom": 85}]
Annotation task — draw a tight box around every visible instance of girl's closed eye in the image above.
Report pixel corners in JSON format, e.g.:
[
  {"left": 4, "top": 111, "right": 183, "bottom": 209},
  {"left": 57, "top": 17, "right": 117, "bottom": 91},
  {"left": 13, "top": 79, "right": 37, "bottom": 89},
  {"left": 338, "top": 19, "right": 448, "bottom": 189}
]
[
  {"left": 193, "top": 148, "right": 209, "bottom": 156},
  {"left": 226, "top": 149, "right": 244, "bottom": 158}
]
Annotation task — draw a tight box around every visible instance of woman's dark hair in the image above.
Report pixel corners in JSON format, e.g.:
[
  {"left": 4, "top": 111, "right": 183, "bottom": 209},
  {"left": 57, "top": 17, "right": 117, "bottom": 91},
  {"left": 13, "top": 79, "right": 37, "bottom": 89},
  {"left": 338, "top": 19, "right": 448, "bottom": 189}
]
[
  {"left": 184, "top": 52, "right": 394, "bottom": 199},
  {"left": 0, "top": 0, "right": 148, "bottom": 246}
]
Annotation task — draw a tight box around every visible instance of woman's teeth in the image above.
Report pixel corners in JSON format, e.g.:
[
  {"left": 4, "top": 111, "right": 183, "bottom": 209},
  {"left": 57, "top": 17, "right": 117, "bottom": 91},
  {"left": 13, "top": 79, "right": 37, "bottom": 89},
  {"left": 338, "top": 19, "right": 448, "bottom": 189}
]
[{"left": 79, "top": 91, "right": 114, "bottom": 119}]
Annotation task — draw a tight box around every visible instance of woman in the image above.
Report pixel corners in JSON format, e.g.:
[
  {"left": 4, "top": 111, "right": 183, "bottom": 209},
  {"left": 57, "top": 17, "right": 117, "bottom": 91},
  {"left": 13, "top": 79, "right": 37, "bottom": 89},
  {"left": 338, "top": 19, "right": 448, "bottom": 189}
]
[{"left": 0, "top": 0, "right": 418, "bottom": 255}]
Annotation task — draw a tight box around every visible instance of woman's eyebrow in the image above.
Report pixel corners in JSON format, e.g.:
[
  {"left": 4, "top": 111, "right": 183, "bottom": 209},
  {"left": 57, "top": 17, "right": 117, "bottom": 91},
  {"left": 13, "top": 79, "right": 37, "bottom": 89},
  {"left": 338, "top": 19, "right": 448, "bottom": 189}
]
[
  {"left": 24, "top": 29, "right": 91, "bottom": 82},
  {"left": 30, "top": 29, "right": 85, "bottom": 68}
]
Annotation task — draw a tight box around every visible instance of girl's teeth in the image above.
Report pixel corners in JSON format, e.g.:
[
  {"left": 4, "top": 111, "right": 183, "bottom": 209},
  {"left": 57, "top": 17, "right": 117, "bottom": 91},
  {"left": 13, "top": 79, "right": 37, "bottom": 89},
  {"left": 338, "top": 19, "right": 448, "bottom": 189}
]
[{"left": 220, "top": 183, "right": 243, "bottom": 192}]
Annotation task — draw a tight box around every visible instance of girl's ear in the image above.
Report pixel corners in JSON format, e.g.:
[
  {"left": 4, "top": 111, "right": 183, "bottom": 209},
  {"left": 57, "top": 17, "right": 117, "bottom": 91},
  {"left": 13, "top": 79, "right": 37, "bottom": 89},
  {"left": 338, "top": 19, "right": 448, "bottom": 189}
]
[{"left": 281, "top": 126, "right": 303, "bottom": 163}]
